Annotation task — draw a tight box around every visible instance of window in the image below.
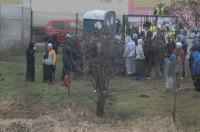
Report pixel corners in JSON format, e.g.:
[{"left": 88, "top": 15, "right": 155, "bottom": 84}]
[
  {"left": 52, "top": 21, "right": 64, "bottom": 29},
  {"left": 65, "top": 22, "right": 82, "bottom": 30}
]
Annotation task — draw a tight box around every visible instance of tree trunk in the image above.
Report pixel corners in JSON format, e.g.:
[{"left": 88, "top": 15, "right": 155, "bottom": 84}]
[{"left": 96, "top": 91, "right": 106, "bottom": 117}]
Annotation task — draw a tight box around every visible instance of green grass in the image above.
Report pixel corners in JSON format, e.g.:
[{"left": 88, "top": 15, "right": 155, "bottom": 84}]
[{"left": 0, "top": 46, "right": 200, "bottom": 131}]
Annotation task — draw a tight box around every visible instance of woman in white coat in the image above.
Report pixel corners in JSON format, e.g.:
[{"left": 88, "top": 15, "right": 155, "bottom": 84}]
[{"left": 124, "top": 35, "right": 136, "bottom": 75}]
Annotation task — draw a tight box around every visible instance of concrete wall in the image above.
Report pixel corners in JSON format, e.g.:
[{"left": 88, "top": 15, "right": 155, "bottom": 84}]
[
  {"left": 23, "top": 0, "right": 129, "bottom": 27},
  {"left": 0, "top": 5, "right": 31, "bottom": 51}
]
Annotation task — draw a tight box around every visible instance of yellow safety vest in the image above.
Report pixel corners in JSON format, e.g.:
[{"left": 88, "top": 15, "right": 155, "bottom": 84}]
[
  {"left": 150, "top": 26, "right": 156, "bottom": 33},
  {"left": 170, "top": 28, "right": 176, "bottom": 37}
]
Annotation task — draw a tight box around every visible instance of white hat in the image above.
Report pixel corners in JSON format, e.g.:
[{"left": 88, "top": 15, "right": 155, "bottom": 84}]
[
  {"left": 176, "top": 42, "right": 182, "bottom": 48},
  {"left": 47, "top": 43, "right": 53, "bottom": 48}
]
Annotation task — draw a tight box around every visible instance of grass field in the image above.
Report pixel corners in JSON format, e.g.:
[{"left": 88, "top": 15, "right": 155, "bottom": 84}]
[{"left": 0, "top": 46, "right": 200, "bottom": 131}]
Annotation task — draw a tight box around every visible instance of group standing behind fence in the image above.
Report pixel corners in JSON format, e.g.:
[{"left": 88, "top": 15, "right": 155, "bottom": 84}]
[
  {"left": 123, "top": 21, "right": 200, "bottom": 91},
  {"left": 26, "top": 22, "right": 200, "bottom": 92}
]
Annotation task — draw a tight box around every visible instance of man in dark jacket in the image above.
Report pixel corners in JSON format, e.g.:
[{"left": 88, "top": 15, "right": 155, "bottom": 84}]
[
  {"left": 61, "top": 34, "right": 73, "bottom": 80},
  {"left": 26, "top": 41, "right": 36, "bottom": 82}
]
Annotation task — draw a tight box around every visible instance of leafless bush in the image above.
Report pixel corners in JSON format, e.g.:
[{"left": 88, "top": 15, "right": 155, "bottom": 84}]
[{"left": 81, "top": 33, "right": 119, "bottom": 117}]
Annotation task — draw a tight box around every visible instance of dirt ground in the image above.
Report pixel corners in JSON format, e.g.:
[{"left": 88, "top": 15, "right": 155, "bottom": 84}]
[
  {"left": 0, "top": 100, "right": 138, "bottom": 132},
  {"left": 0, "top": 100, "right": 180, "bottom": 132}
]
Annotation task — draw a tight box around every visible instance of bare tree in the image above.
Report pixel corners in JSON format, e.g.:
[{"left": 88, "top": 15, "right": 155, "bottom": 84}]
[
  {"left": 82, "top": 33, "right": 118, "bottom": 117},
  {"left": 167, "top": 0, "right": 200, "bottom": 27}
]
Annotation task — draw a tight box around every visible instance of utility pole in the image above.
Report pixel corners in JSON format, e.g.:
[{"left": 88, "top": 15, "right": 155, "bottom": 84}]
[
  {"left": 22, "top": 6, "right": 24, "bottom": 48},
  {"left": 30, "top": 0, "right": 33, "bottom": 42}
]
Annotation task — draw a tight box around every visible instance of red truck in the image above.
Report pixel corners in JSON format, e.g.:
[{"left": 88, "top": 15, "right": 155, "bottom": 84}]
[{"left": 44, "top": 19, "right": 82, "bottom": 44}]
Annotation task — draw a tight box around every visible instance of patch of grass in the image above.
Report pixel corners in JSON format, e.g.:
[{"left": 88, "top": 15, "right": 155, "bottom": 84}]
[{"left": 0, "top": 45, "right": 200, "bottom": 131}]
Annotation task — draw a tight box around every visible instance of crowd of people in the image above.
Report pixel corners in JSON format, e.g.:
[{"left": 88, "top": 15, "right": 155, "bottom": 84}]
[
  {"left": 123, "top": 22, "right": 200, "bottom": 91},
  {"left": 25, "top": 20, "right": 200, "bottom": 92}
]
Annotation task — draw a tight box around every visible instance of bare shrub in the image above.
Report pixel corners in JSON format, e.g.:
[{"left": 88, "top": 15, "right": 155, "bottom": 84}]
[{"left": 82, "top": 33, "right": 118, "bottom": 117}]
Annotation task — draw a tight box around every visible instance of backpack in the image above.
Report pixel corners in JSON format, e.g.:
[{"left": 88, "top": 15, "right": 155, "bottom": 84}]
[{"left": 192, "top": 51, "right": 200, "bottom": 73}]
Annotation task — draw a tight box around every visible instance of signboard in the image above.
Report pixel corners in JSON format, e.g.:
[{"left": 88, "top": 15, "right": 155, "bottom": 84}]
[{"left": 157, "top": 17, "right": 176, "bottom": 30}]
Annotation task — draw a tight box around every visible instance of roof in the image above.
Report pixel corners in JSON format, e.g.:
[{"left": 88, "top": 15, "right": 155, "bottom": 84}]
[{"left": 83, "top": 10, "right": 113, "bottom": 20}]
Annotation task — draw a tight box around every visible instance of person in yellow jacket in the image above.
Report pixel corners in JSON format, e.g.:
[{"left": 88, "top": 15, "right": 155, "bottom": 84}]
[
  {"left": 47, "top": 43, "right": 56, "bottom": 83},
  {"left": 150, "top": 25, "right": 156, "bottom": 33}
]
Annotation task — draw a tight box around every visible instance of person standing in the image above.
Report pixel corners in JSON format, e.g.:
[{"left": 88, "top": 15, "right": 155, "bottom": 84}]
[
  {"left": 124, "top": 34, "right": 136, "bottom": 76},
  {"left": 176, "top": 29, "right": 187, "bottom": 55},
  {"left": 142, "top": 27, "right": 153, "bottom": 79},
  {"left": 26, "top": 41, "right": 36, "bottom": 82},
  {"left": 136, "top": 39, "right": 145, "bottom": 80},
  {"left": 46, "top": 43, "right": 56, "bottom": 83},
  {"left": 61, "top": 34, "right": 73, "bottom": 80},
  {"left": 174, "top": 42, "right": 185, "bottom": 88},
  {"left": 190, "top": 51, "right": 200, "bottom": 91}
]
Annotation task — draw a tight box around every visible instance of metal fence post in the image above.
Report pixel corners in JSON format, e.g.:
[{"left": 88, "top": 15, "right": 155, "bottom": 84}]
[
  {"left": 30, "top": 0, "right": 33, "bottom": 42},
  {"left": 76, "top": 12, "right": 78, "bottom": 40},
  {"left": 22, "top": 6, "right": 24, "bottom": 48},
  {"left": 122, "top": 14, "right": 126, "bottom": 44}
]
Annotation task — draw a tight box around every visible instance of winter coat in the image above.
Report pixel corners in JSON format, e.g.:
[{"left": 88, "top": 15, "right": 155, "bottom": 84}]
[
  {"left": 62, "top": 38, "right": 73, "bottom": 65},
  {"left": 174, "top": 49, "right": 184, "bottom": 74},
  {"left": 124, "top": 41, "right": 136, "bottom": 58},
  {"left": 136, "top": 44, "right": 145, "bottom": 60},
  {"left": 174, "top": 48, "right": 185, "bottom": 64},
  {"left": 165, "top": 54, "right": 176, "bottom": 77},
  {"left": 26, "top": 42, "right": 35, "bottom": 63}
]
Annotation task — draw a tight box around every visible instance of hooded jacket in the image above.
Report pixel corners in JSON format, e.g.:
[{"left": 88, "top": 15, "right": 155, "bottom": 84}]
[
  {"left": 124, "top": 36, "right": 136, "bottom": 58},
  {"left": 26, "top": 42, "right": 35, "bottom": 63}
]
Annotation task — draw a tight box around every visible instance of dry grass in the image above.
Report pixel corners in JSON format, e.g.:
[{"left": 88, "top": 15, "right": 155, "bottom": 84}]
[
  {"left": 0, "top": 103, "right": 185, "bottom": 132},
  {"left": 0, "top": 102, "right": 185, "bottom": 132}
]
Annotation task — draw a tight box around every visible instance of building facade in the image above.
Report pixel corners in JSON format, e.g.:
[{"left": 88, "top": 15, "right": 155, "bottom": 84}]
[{"left": 21, "top": 0, "right": 171, "bottom": 27}]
